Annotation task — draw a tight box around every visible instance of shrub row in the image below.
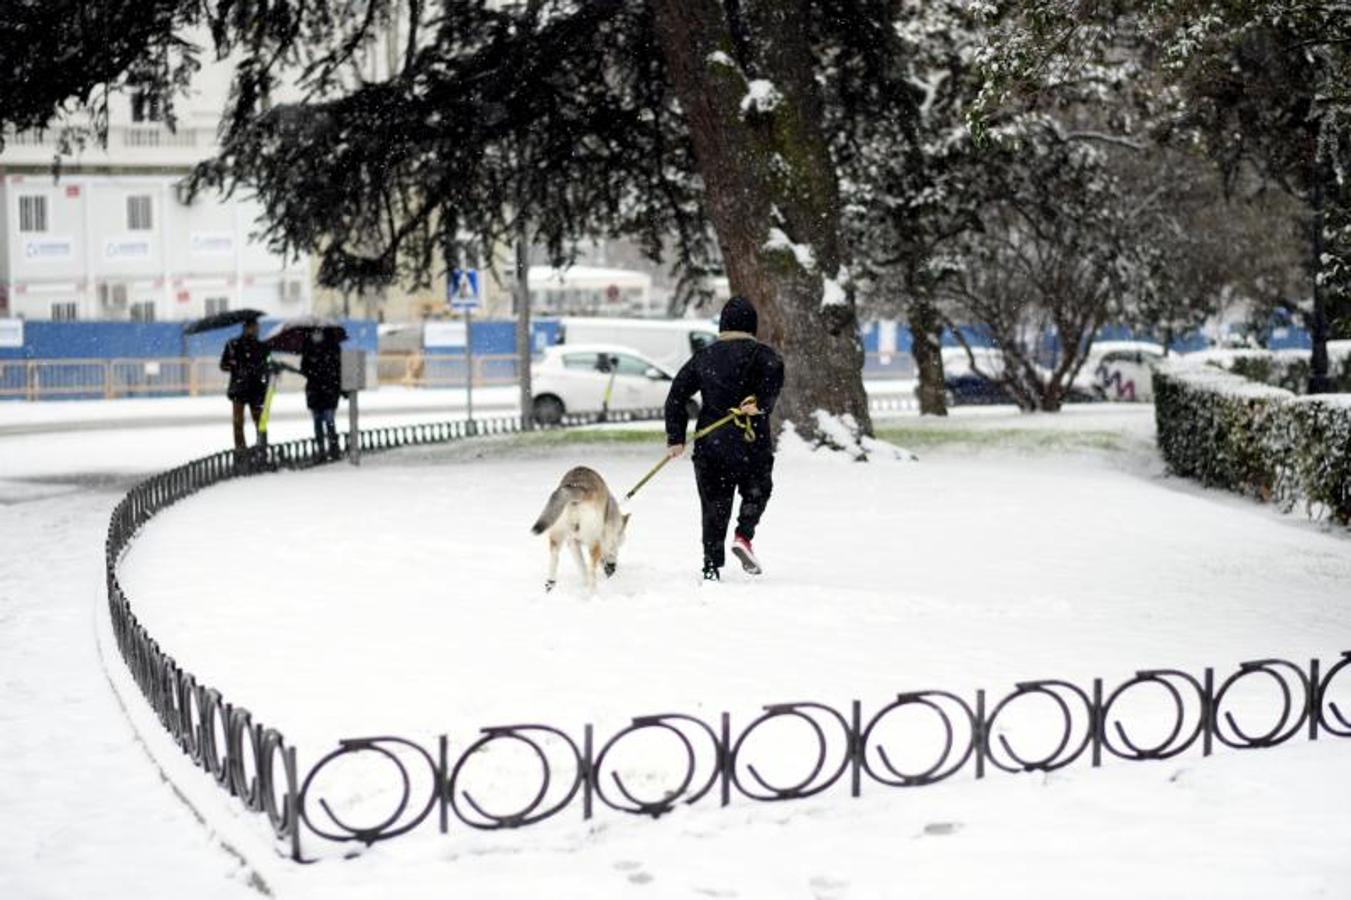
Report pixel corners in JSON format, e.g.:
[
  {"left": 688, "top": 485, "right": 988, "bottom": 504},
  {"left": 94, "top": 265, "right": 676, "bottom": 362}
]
[
  {"left": 1154, "top": 364, "right": 1351, "bottom": 526},
  {"left": 1224, "top": 348, "right": 1351, "bottom": 394}
]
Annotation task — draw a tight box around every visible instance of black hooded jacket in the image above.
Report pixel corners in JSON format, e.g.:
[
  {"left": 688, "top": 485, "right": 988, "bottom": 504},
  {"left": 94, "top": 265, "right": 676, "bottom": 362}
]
[
  {"left": 300, "top": 339, "right": 343, "bottom": 412},
  {"left": 219, "top": 334, "right": 270, "bottom": 404},
  {"left": 664, "top": 296, "right": 785, "bottom": 462}
]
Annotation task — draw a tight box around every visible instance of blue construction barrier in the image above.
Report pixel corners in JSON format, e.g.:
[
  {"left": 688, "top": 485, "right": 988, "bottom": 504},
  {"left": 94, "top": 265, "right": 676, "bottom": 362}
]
[
  {"left": 0, "top": 320, "right": 379, "bottom": 361},
  {"left": 0, "top": 320, "right": 380, "bottom": 401}
]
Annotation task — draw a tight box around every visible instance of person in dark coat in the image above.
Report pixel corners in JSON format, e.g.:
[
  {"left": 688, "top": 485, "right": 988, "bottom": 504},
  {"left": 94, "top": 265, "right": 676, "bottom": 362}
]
[
  {"left": 300, "top": 331, "right": 343, "bottom": 460},
  {"left": 664, "top": 295, "right": 785, "bottom": 581},
  {"left": 219, "top": 319, "right": 270, "bottom": 451}
]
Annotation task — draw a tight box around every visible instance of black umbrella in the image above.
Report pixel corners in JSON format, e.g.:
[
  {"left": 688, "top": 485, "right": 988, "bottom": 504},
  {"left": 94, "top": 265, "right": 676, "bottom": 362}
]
[
  {"left": 183, "top": 308, "right": 265, "bottom": 335},
  {"left": 263, "top": 316, "right": 349, "bottom": 354}
]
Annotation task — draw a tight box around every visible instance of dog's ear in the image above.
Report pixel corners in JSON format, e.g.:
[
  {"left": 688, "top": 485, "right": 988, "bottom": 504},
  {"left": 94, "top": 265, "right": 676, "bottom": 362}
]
[{"left": 622, "top": 512, "right": 631, "bottom": 528}]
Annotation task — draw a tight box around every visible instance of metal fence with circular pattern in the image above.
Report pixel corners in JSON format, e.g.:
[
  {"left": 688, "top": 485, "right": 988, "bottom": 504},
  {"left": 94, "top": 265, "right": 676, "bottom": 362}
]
[{"left": 103, "top": 410, "right": 1351, "bottom": 862}]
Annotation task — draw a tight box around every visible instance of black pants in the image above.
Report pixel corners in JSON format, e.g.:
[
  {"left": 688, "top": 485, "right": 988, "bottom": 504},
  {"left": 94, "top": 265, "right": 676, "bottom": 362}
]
[
  {"left": 312, "top": 407, "right": 339, "bottom": 456},
  {"left": 694, "top": 452, "right": 774, "bottom": 568}
]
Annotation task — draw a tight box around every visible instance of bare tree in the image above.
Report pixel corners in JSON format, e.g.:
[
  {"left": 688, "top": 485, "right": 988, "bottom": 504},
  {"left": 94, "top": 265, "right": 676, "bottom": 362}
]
[{"left": 939, "top": 134, "right": 1157, "bottom": 411}]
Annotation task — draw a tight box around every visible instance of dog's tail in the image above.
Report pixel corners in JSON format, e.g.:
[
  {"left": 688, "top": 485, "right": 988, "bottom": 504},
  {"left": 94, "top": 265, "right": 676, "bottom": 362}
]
[{"left": 530, "top": 486, "right": 576, "bottom": 534}]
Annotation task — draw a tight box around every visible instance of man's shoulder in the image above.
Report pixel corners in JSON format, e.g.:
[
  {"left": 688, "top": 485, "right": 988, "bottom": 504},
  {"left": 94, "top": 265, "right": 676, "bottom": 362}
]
[{"left": 756, "top": 342, "right": 784, "bottom": 366}]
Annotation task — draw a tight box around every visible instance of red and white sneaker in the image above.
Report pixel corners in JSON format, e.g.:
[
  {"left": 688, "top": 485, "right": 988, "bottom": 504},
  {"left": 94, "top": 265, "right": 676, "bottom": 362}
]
[{"left": 731, "top": 533, "right": 762, "bottom": 575}]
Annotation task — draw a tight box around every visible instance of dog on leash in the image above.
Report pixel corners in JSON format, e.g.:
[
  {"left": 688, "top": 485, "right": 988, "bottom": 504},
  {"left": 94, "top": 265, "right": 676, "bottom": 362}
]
[{"left": 531, "top": 466, "right": 630, "bottom": 592}]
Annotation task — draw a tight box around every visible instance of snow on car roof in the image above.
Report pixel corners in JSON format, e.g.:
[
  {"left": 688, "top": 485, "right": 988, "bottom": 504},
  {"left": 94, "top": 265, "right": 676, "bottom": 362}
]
[
  {"left": 559, "top": 316, "right": 717, "bottom": 332},
  {"left": 543, "top": 342, "right": 668, "bottom": 363}
]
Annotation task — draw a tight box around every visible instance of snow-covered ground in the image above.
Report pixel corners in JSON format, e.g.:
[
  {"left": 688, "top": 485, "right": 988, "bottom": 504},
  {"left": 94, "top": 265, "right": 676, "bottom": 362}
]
[
  {"left": 4, "top": 403, "right": 1350, "bottom": 899},
  {"left": 80, "top": 404, "right": 1351, "bottom": 898},
  {"left": 0, "top": 479, "right": 270, "bottom": 898}
]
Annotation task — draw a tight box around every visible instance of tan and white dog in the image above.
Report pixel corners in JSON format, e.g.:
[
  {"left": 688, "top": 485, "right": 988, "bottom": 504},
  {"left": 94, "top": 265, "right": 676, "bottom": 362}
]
[{"left": 531, "top": 466, "right": 630, "bottom": 592}]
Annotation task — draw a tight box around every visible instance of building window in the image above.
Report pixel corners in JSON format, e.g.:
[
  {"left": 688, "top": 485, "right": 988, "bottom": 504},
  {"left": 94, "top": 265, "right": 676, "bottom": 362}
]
[
  {"left": 19, "top": 195, "right": 48, "bottom": 233},
  {"left": 204, "top": 297, "right": 229, "bottom": 316},
  {"left": 130, "top": 91, "right": 161, "bottom": 123},
  {"left": 127, "top": 195, "right": 154, "bottom": 231},
  {"left": 129, "top": 301, "right": 156, "bottom": 322},
  {"left": 51, "top": 302, "right": 78, "bottom": 321}
]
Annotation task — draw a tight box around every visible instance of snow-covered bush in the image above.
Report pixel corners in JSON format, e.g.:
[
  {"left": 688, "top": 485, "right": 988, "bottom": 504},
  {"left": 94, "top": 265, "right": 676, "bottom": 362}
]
[
  {"left": 779, "top": 412, "right": 916, "bottom": 462},
  {"left": 1223, "top": 348, "right": 1351, "bottom": 395},
  {"left": 1154, "top": 364, "right": 1351, "bottom": 525}
]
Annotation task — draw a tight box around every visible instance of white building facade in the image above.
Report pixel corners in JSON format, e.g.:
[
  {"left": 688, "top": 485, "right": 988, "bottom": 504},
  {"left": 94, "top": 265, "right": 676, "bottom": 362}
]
[{"left": 0, "top": 57, "right": 310, "bottom": 322}]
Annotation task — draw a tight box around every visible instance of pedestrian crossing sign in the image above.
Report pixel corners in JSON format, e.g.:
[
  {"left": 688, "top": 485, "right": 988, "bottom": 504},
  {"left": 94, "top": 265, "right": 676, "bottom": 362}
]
[{"left": 448, "top": 268, "right": 481, "bottom": 311}]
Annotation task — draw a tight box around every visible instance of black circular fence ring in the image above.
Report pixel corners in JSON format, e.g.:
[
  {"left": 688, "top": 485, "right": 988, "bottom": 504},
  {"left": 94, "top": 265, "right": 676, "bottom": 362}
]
[
  {"left": 593, "top": 721, "right": 697, "bottom": 816},
  {"left": 227, "top": 707, "right": 264, "bottom": 812},
  {"left": 1319, "top": 654, "right": 1351, "bottom": 736},
  {"left": 1213, "top": 660, "right": 1306, "bottom": 749},
  {"left": 200, "top": 689, "right": 230, "bottom": 787},
  {"left": 258, "top": 727, "right": 293, "bottom": 838},
  {"left": 628, "top": 713, "right": 723, "bottom": 806},
  {"left": 176, "top": 670, "right": 200, "bottom": 760},
  {"left": 985, "top": 680, "right": 1092, "bottom": 773},
  {"left": 1101, "top": 672, "right": 1201, "bottom": 761},
  {"left": 861, "top": 695, "right": 961, "bottom": 786},
  {"left": 299, "top": 737, "right": 437, "bottom": 844},
  {"left": 730, "top": 703, "right": 850, "bottom": 802},
  {"left": 447, "top": 725, "right": 583, "bottom": 830},
  {"left": 450, "top": 733, "right": 550, "bottom": 829}
]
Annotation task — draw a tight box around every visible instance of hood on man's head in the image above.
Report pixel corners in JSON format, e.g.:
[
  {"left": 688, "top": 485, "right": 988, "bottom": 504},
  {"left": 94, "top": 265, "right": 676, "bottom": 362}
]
[{"left": 719, "top": 295, "right": 758, "bottom": 336}]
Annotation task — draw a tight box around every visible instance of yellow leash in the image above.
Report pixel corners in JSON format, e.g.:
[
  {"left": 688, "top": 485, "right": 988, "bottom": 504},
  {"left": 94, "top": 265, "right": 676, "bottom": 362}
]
[{"left": 624, "top": 395, "right": 758, "bottom": 501}]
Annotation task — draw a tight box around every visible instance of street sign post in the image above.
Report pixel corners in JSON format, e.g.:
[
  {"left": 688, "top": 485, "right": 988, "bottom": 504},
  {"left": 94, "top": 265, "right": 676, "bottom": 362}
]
[{"left": 448, "top": 269, "right": 482, "bottom": 426}]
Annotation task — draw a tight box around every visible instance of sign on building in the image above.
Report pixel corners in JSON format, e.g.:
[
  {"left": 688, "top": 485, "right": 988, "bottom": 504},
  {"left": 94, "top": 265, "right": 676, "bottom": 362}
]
[
  {"left": 191, "top": 232, "right": 235, "bottom": 256},
  {"left": 23, "top": 237, "right": 74, "bottom": 262},
  {"left": 104, "top": 238, "right": 153, "bottom": 260}
]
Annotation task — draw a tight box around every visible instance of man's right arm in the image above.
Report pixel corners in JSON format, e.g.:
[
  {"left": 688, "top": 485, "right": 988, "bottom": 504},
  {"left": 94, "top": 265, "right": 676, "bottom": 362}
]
[
  {"left": 756, "top": 347, "right": 786, "bottom": 415},
  {"left": 664, "top": 358, "right": 699, "bottom": 448}
]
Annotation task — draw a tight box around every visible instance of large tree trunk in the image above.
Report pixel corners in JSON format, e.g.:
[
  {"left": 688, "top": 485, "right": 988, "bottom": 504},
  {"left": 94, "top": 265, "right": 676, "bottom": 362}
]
[
  {"left": 649, "top": 0, "right": 871, "bottom": 441},
  {"left": 907, "top": 297, "right": 948, "bottom": 416}
]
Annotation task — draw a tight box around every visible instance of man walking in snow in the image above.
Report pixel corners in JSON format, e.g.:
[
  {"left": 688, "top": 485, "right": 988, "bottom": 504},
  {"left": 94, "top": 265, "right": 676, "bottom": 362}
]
[{"left": 664, "top": 295, "right": 785, "bottom": 581}]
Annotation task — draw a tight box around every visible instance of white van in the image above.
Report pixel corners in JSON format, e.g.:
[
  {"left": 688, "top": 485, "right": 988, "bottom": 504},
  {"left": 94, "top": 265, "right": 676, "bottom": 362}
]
[{"left": 557, "top": 317, "right": 718, "bottom": 371}]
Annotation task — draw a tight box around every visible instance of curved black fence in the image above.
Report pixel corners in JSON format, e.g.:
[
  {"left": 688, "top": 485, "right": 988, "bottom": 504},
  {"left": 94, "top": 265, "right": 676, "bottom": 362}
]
[{"left": 104, "top": 410, "right": 1351, "bottom": 863}]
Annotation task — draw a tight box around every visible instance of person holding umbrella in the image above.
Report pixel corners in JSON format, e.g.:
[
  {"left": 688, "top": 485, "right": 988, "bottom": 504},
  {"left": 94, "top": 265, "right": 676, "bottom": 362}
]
[
  {"left": 263, "top": 318, "right": 350, "bottom": 461},
  {"left": 300, "top": 329, "right": 343, "bottom": 460},
  {"left": 218, "top": 317, "right": 271, "bottom": 454}
]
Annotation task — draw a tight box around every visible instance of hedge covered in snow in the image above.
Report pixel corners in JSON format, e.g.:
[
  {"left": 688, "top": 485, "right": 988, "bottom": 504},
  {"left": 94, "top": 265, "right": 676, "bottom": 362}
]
[{"left": 1154, "top": 364, "right": 1351, "bottom": 526}]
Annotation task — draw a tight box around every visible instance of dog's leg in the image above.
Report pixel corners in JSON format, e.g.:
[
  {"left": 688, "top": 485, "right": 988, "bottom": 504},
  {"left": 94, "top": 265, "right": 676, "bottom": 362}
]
[
  {"left": 587, "top": 542, "right": 604, "bottom": 594},
  {"left": 569, "top": 539, "right": 588, "bottom": 590},
  {"left": 545, "top": 534, "right": 561, "bottom": 592}
]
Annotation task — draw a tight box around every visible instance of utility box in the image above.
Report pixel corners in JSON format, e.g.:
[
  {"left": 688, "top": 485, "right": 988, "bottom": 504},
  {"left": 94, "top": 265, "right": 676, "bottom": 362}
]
[{"left": 341, "top": 349, "right": 367, "bottom": 392}]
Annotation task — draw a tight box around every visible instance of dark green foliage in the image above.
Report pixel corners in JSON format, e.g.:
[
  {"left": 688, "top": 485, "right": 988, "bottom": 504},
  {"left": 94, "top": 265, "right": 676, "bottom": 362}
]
[
  {"left": 1226, "top": 352, "right": 1351, "bottom": 394},
  {"left": 0, "top": 0, "right": 202, "bottom": 146},
  {"left": 1154, "top": 367, "right": 1351, "bottom": 525}
]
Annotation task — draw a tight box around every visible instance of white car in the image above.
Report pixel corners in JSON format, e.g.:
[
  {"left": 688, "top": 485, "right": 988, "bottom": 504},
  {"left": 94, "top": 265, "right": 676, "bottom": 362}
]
[
  {"left": 558, "top": 317, "right": 718, "bottom": 371},
  {"left": 1090, "top": 343, "right": 1165, "bottom": 402},
  {"left": 530, "top": 343, "right": 695, "bottom": 424}
]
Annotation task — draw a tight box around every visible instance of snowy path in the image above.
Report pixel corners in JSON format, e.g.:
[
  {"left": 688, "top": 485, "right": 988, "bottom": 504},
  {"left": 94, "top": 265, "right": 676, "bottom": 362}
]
[{"left": 0, "top": 482, "right": 264, "bottom": 899}]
